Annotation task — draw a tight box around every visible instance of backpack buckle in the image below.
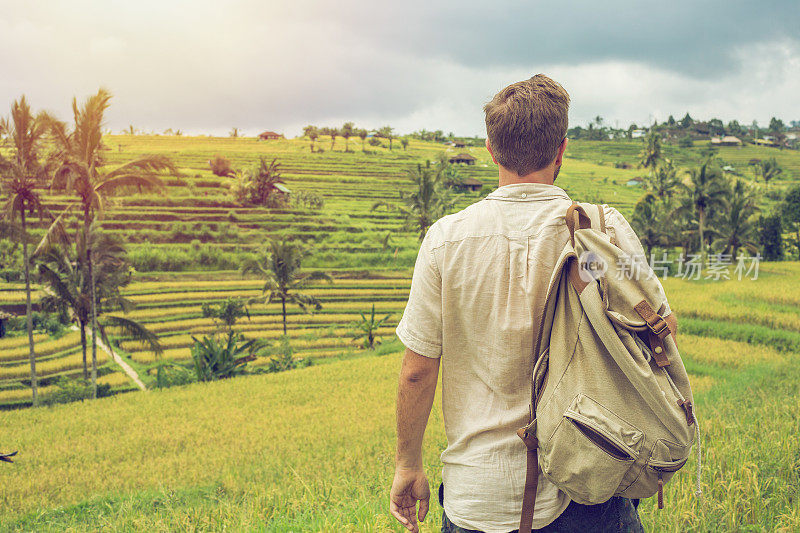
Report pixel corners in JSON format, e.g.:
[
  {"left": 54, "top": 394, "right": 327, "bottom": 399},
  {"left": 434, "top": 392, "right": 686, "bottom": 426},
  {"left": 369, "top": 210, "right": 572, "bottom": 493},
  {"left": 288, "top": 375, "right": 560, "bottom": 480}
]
[
  {"left": 635, "top": 300, "right": 671, "bottom": 339},
  {"left": 649, "top": 317, "right": 669, "bottom": 339}
]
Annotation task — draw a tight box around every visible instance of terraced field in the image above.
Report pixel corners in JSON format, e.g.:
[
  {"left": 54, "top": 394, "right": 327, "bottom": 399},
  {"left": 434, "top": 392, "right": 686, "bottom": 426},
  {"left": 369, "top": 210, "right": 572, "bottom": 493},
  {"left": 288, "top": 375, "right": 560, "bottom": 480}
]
[
  {"left": 3, "top": 136, "right": 798, "bottom": 409},
  {"left": 1, "top": 135, "right": 662, "bottom": 408}
]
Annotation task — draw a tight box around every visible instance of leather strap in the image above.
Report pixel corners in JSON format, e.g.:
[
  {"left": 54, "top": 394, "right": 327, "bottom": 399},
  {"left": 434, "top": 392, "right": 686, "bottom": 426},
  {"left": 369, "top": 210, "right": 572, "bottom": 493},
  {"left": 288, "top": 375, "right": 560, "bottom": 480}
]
[
  {"left": 567, "top": 256, "right": 590, "bottom": 295},
  {"left": 596, "top": 204, "right": 606, "bottom": 234},
  {"left": 517, "top": 426, "right": 539, "bottom": 533},
  {"left": 565, "top": 203, "right": 592, "bottom": 247},
  {"left": 633, "top": 300, "right": 672, "bottom": 367}
]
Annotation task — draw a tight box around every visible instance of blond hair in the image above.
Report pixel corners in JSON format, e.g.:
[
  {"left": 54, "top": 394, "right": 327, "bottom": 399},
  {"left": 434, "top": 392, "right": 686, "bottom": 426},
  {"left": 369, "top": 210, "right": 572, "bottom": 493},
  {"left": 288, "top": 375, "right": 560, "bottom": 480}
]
[{"left": 484, "top": 74, "right": 570, "bottom": 176}]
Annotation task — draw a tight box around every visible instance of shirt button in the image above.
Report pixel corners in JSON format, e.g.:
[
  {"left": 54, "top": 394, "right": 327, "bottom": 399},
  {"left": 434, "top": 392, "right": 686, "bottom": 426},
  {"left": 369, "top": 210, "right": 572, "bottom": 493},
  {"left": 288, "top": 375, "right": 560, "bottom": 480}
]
[{"left": 521, "top": 193, "right": 527, "bottom": 199}]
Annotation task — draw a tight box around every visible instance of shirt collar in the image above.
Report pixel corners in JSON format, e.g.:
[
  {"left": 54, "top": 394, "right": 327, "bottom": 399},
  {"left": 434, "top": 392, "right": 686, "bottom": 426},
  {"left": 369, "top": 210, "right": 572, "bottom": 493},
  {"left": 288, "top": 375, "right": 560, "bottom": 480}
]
[{"left": 484, "top": 182, "right": 571, "bottom": 201}]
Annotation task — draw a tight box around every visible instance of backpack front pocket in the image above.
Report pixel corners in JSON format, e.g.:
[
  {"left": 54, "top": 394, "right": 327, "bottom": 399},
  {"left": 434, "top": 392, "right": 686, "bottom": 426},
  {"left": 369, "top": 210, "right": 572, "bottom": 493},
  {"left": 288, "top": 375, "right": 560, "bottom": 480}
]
[{"left": 541, "top": 394, "right": 643, "bottom": 504}]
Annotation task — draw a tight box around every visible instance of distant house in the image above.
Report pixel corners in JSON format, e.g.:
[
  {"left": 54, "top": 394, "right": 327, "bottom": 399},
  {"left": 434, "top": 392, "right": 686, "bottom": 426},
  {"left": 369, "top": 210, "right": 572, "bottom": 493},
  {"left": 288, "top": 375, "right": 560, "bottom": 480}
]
[
  {"left": 626, "top": 177, "right": 644, "bottom": 187},
  {"left": 454, "top": 177, "right": 483, "bottom": 192},
  {"left": 631, "top": 129, "right": 647, "bottom": 139},
  {"left": 258, "top": 131, "right": 283, "bottom": 140},
  {"left": 453, "top": 140, "right": 467, "bottom": 148},
  {"left": 754, "top": 138, "right": 779, "bottom": 147},
  {"left": 711, "top": 136, "right": 742, "bottom": 146},
  {"left": 449, "top": 153, "right": 476, "bottom": 165}
]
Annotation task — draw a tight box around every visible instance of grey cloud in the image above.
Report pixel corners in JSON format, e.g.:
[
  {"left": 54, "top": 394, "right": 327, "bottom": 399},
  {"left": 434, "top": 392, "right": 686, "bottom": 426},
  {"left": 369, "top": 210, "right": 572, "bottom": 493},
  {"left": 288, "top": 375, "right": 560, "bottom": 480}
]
[
  {"left": 310, "top": 0, "right": 800, "bottom": 78},
  {"left": 0, "top": 0, "right": 798, "bottom": 137}
]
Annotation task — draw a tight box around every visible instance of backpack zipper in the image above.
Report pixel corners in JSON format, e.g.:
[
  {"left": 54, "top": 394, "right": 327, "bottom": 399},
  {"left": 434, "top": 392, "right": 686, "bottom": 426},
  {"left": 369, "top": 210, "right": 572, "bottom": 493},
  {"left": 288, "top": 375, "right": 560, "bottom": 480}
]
[{"left": 565, "top": 411, "right": 638, "bottom": 461}]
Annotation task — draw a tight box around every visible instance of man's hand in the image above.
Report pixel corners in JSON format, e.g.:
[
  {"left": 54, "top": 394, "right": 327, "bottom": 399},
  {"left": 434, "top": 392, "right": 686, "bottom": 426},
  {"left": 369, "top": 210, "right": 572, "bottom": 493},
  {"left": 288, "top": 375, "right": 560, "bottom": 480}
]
[{"left": 390, "top": 467, "right": 430, "bottom": 532}]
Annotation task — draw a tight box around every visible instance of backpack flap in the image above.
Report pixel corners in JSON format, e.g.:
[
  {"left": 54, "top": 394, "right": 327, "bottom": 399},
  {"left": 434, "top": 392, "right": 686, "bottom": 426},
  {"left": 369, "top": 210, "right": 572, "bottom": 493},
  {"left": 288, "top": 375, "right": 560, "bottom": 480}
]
[{"left": 572, "top": 228, "right": 675, "bottom": 366}]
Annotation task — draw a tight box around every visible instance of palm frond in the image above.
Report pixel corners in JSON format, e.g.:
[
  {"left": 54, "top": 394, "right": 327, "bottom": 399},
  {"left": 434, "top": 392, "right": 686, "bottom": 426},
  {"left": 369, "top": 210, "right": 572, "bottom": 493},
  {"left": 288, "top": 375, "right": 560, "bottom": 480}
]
[
  {"left": 104, "top": 155, "right": 180, "bottom": 179},
  {"left": 32, "top": 208, "right": 71, "bottom": 257},
  {"left": 102, "top": 315, "right": 163, "bottom": 355},
  {"left": 95, "top": 174, "right": 165, "bottom": 195}
]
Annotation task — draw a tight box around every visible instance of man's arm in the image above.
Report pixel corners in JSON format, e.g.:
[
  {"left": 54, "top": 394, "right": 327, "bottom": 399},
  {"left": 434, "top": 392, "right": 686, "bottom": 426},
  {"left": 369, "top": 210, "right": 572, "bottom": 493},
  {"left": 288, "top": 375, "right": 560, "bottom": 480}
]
[{"left": 390, "top": 348, "right": 440, "bottom": 533}]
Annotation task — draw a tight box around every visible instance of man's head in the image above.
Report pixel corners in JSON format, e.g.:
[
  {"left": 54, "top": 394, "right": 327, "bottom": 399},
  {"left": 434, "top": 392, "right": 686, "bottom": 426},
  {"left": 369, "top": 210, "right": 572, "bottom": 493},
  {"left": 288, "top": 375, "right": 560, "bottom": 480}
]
[{"left": 484, "top": 74, "right": 570, "bottom": 181}]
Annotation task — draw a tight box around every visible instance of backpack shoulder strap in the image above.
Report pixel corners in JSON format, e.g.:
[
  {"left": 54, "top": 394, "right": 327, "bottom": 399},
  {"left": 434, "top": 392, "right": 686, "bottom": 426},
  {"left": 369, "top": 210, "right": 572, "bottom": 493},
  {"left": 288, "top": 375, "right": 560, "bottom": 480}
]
[
  {"left": 596, "top": 204, "right": 607, "bottom": 234},
  {"left": 576, "top": 201, "right": 607, "bottom": 234}
]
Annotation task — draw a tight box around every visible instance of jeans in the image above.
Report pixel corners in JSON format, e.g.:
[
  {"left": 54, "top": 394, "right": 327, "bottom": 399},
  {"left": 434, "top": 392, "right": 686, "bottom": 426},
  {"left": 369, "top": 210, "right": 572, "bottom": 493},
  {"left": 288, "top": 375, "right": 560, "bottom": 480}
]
[{"left": 439, "top": 483, "right": 644, "bottom": 533}]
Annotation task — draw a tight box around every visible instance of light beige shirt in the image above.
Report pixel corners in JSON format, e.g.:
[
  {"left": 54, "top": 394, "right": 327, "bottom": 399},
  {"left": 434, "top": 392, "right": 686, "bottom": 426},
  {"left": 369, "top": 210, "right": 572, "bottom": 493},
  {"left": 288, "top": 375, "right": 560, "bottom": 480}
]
[{"left": 395, "top": 182, "right": 668, "bottom": 532}]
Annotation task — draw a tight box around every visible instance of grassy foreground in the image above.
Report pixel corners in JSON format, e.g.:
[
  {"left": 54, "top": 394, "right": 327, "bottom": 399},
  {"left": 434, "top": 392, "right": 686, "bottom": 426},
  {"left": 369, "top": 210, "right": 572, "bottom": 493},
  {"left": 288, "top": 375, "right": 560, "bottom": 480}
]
[{"left": 2, "top": 307, "right": 800, "bottom": 530}]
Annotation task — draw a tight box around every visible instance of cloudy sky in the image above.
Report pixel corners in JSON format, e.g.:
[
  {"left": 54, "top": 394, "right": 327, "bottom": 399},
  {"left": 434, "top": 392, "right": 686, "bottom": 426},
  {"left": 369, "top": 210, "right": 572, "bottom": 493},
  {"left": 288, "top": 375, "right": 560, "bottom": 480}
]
[{"left": 1, "top": 1, "right": 798, "bottom": 137}]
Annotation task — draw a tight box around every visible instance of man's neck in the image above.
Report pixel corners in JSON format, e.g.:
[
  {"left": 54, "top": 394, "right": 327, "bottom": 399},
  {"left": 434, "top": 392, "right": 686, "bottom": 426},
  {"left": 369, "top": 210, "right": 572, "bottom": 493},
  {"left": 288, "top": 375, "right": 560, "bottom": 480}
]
[{"left": 497, "top": 165, "right": 556, "bottom": 187}]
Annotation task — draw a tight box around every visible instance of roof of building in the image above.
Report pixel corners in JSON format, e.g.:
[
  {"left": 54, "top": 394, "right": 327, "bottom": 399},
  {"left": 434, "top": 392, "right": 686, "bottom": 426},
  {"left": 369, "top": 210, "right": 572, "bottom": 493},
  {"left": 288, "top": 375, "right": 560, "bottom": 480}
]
[
  {"left": 259, "top": 131, "right": 282, "bottom": 137},
  {"left": 450, "top": 152, "right": 476, "bottom": 160},
  {"left": 461, "top": 177, "right": 483, "bottom": 186},
  {"left": 712, "top": 136, "right": 742, "bottom": 144}
]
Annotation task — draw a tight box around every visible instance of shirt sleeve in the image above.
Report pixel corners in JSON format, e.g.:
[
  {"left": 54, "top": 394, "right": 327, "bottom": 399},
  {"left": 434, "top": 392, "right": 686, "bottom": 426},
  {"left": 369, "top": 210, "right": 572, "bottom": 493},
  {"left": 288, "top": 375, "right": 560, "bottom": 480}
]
[
  {"left": 603, "top": 205, "right": 672, "bottom": 317},
  {"left": 395, "top": 223, "right": 443, "bottom": 358}
]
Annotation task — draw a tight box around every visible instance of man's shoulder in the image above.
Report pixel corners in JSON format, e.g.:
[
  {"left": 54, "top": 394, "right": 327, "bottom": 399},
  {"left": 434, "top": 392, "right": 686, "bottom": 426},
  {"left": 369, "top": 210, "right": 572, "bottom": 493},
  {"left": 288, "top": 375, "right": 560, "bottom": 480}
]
[{"left": 427, "top": 200, "right": 489, "bottom": 246}]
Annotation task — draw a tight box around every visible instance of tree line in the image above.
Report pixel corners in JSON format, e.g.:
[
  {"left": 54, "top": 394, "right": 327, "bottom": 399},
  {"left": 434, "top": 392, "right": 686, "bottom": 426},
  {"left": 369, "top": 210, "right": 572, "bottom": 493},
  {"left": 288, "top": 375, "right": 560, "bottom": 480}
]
[
  {"left": 630, "top": 131, "right": 800, "bottom": 262},
  {"left": 301, "top": 124, "right": 411, "bottom": 152},
  {"left": 569, "top": 113, "right": 799, "bottom": 147}
]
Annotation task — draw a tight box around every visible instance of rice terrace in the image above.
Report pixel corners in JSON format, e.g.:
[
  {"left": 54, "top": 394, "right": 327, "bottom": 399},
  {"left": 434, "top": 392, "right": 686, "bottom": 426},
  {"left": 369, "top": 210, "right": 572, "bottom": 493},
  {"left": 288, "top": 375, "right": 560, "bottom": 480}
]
[{"left": 3, "top": 4, "right": 800, "bottom": 529}]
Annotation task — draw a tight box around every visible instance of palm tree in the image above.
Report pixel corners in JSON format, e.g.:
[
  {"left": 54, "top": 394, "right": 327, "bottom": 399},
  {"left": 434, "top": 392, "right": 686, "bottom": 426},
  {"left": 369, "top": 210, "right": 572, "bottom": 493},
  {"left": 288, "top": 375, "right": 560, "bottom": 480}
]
[
  {"left": 437, "top": 151, "right": 464, "bottom": 188},
  {"left": 229, "top": 127, "right": 240, "bottom": 138},
  {"left": 631, "top": 194, "right": 668, "bottom": 258},
  {"left": 678, "top": 160, "right": 729, "bottom": 256},
  {"left": 36, "top": 224, "right": 162, "bottom": 380},
  {"left": 712, "top": 179, "right": 760, "bottom": 257},
  {"left": 377, "top": 126, "right": 395, "bottom": 150},
  {"left": 639, "top": 131, "right": 662, "bottom": 171},
  {"left": 644, "top": 159, "right": 680, "bottom": 200},
  {"left": 320, "top": 127, "right": 338, "bottom": 151},
  {"left": 358, "top": 129, "right": 368, "bottom": 152},
  {"left": 241, "top": 238, "right": 332, "bottom": 335},
  {"left": 0, "top": 96, "right": 52, "bottom": 406},
  {"left": 392, "top": 161, "right": 454, "bottom": 240},
  {"left": 303, "top": 125, "right": 318, "bottom": 152},
  {"left": 755, "top": 158, "right": 783, "bottom": 188},
  {"left": 48, "top": 89, "right": 176, "bottom": 398},
  {"left": 341, "top": 122, "right": 355, "bottom": 152}
]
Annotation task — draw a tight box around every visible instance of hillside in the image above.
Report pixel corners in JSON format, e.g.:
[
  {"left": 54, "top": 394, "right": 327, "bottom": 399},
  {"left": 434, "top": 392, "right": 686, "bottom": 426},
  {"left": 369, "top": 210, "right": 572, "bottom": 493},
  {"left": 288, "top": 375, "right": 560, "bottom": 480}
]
[{"left": 5, "top": 135, "right": 748, "bottom": 408}]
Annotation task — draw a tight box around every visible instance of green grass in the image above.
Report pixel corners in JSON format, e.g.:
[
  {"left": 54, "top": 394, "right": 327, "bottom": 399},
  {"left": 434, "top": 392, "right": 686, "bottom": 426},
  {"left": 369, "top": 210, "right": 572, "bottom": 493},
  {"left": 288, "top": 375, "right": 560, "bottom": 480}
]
[{"left": 0, "top": 333, "right": 798, "bottom": 531}]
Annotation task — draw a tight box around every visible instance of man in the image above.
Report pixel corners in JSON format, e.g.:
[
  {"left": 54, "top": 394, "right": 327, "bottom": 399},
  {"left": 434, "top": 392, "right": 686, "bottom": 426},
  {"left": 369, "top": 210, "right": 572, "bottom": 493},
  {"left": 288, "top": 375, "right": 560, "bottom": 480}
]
[{"left": 390, "top": 75, "right": 669, "bottom": 532}]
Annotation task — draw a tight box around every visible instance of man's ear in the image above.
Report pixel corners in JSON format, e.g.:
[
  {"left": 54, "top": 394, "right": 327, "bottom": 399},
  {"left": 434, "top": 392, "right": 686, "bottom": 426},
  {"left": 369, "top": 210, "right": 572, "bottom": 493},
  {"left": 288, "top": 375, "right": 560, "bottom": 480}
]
[
  {"left": 554, "top": 137, "right": 568, "bottom": 166},
  {"left": 485, "top": 139, "right": 498, "bottom": 165}
]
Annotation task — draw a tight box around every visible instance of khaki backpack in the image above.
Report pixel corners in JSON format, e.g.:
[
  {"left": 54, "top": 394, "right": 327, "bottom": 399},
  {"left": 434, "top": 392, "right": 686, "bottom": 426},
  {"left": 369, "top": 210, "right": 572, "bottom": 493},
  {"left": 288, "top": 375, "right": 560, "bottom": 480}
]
[{"left": 516, "top": 203, "right": 700, "bottom": 532}]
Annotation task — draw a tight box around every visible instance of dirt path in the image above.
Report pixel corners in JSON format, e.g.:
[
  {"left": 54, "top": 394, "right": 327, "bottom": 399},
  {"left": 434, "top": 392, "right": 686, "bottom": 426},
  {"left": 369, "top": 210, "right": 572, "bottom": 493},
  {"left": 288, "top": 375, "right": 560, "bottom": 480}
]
[{"left": 72, "top": 326, "right": 147, "bottom": 391}]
